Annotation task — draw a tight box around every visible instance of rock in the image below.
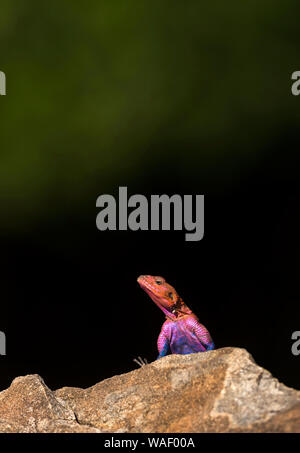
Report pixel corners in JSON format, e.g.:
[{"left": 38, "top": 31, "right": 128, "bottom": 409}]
[
  {"left": 0, "top": 348, "right": 299, "bottom": 432},
  {"left": 0, "top": 374, "right": 101, "bottom": 433}
]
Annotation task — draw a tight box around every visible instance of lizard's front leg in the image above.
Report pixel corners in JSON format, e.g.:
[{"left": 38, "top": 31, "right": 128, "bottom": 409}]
[
  {"left": 189, "top": 317, "right": 215, "bottom": 351},
  {"left": 157, "top": 328, "right": 170, "bottom": 359}
]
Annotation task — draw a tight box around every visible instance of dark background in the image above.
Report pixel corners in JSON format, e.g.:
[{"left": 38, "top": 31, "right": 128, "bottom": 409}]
[{"left": 0, "top": 1, "right": 299, "bottom": 391}]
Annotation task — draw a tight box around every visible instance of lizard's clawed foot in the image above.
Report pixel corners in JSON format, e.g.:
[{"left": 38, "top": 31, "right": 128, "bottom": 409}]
[{"left": 133, "top": 356, "right": 148, "bottom": 367}]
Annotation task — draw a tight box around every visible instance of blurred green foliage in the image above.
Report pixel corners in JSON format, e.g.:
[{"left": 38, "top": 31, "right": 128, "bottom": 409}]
[{"left": 0, "top": 0, "right": 299, "bottom": 230}]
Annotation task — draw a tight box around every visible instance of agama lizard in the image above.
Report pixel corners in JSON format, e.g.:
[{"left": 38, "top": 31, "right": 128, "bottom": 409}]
[{"left": 137, "top": 275, "right": 214, "bottom": 361}]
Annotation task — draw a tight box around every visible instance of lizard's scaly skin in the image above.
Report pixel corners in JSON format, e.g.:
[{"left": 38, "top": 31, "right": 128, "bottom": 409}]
[{"left": 137, "top": 275, "right": 215, "bottom": 359}]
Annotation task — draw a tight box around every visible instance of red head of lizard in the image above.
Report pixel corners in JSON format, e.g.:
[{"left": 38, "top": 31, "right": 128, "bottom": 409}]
[{"left": 137, "top": 275, "right": 193, "bottom": 321}]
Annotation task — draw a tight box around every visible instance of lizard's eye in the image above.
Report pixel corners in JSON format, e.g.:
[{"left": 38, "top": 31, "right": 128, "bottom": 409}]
[
  {"left": 156, "top": 280, "right": 162, "bottom": 285},
  {"left": 168, "top": 292, "right": 173, "bottom": 299}
]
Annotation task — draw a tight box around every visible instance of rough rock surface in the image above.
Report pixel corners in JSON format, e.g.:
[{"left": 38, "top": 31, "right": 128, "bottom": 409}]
[
  {"left": 0, "top": 375, "right": 101, "bottom": 433},
  {"left": 0, "top": 348, "right": 299, "bottom": 433}
]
